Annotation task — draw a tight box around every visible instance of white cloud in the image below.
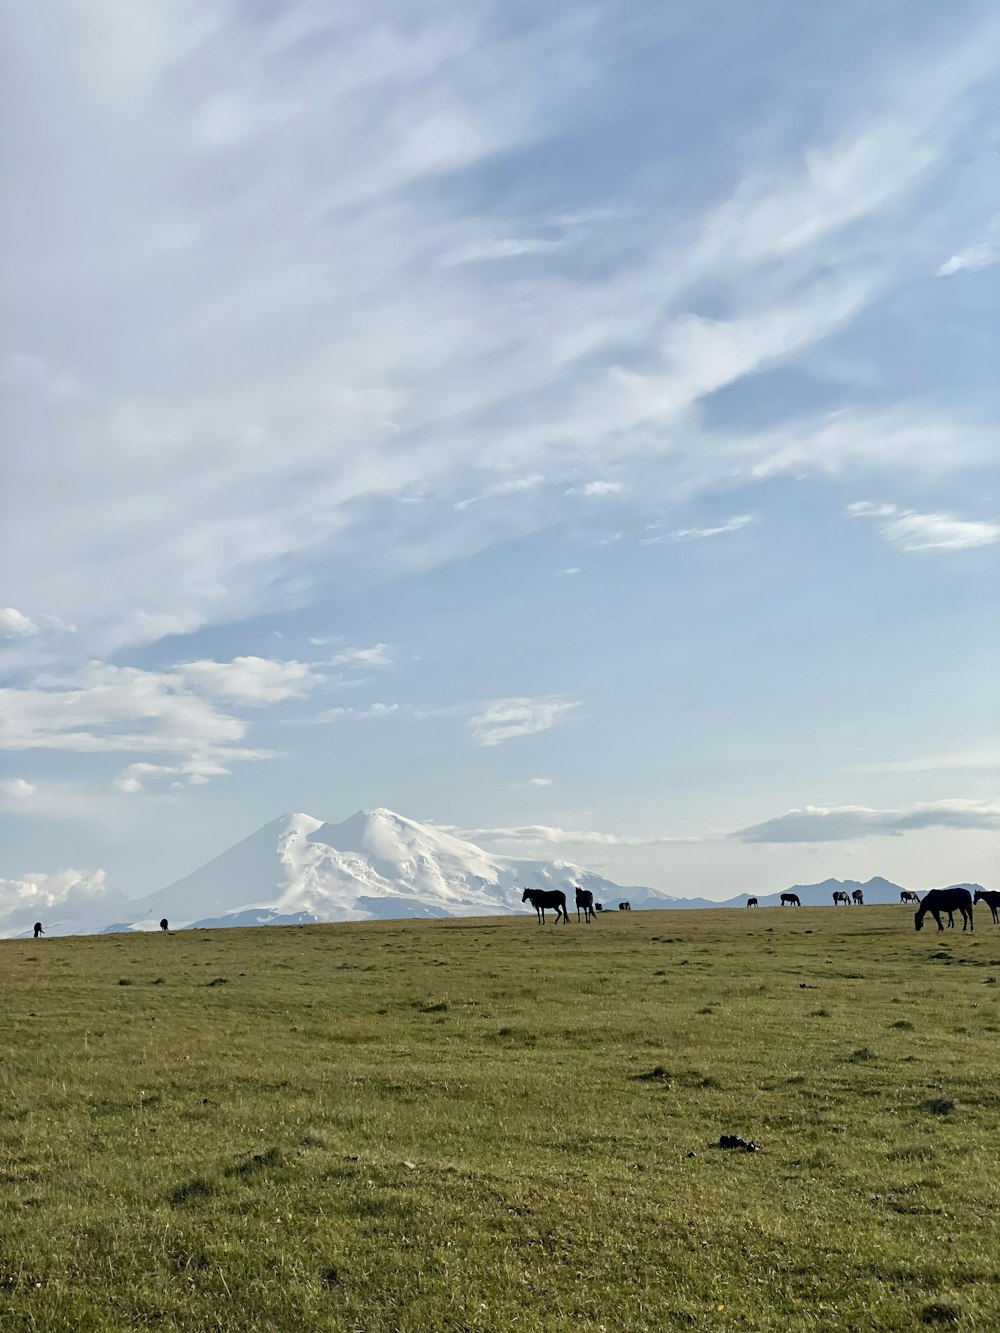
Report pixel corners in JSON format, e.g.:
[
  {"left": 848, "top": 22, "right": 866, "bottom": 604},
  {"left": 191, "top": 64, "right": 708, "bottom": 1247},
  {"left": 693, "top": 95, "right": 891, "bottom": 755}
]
[
  {"left": 308, "top": 635, "right": 344, "bottom": 647},
  {"left": 937, "top": 213, "right": 1000, "bottom": 276},
  {"left": 569, "top": 481, "right": 623, "bottom": 497},
  {"left": 466, "top": 697, "right": 581, "bottom": 747},
  {"left": 454, "top": 823, "right": 691, "bottom": 847},
  {"left": 0, "top": 866, "right": 116, "bottom": 938},
  {"left": 0, "top": 608, "right": 39, "bottom": 638},
  {"left": 733, "top": 799, "right": 1000, "bottom": 843},
  {"left": 442, "top": 237, "right": 565, "bottom": 265},
  {"left": 847, "top": 502, "right": 1000, "bottom": 551},
  {"left": 0, "top": 655, "right": 327, "bottom": 781},
  {"left": 527, "top": 777, "right": 553, "bottom": 786},
  {"left": 454, "top": 476, "right": 547, "bottom": 512},
  {"left": 327, "top": 643, "right": 395, "bottom": 669},
  {"left": 176, "top": 656, "right": 324, "bottom": 703},
  {"left": 642, "top": 513, "right": 757, "bottom": 544},
  {"left": 0, "top": 778, "right": 37, "bottom": 798},
  {"left": 854, "top": 746, "right": 1000, "bottom": 775},
  {"left": 305, "top": 702, "right": 400, "bottom": 724},
  {"left": 113, "top": 758, "right": 232, "bottom": 793},
  {"left": 555, "top": 567, "right": 581, "bottom": 577}
]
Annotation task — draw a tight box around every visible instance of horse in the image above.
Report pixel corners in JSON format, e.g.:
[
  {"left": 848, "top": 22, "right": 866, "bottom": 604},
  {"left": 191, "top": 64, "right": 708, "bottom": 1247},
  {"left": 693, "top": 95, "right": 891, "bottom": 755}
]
[
  {"left": 594, "top": 903, "right": 604, "bottom": 912},
  {"left": 851, "top": 889, "right": 864, "bottom": 906},
  {"left": 159, "top": 918, "right": 169, "bottom": 932},
  {"left": 780, "top": 893, "right": 801, "bottom": 907},
  {"left": 973, "top": 890, "right": 1000, "bottom": 924},
  {"left": 522, "top": 887, "right": 568, "bottom": 924},
  {"left": 915, "top": 886, "right": 973, "bottom": 933},
  {"left": 900, "top": 890, "right": 920, "bottom": 904},
  {"left": 33, "top": 922, "right": 43, "bottom": 939},
  {"left": 833, "top": 891, "right": 850, "bottom": 907},
  {"left": 746, "top": 897, "right": 758, "bottom": 908},
  {"left": 575, "top": 886, "right": 595, "bottom": 924},
  {"left": 618, "top": 901, "right": 631, "bottom": 911}
]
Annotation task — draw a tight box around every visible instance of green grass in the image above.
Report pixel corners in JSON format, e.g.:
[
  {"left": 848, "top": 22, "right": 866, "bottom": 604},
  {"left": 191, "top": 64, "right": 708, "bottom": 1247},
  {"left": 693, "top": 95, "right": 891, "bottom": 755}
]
[{"left": 2, "top": 907, "right": 1000, "bottom": 1331}]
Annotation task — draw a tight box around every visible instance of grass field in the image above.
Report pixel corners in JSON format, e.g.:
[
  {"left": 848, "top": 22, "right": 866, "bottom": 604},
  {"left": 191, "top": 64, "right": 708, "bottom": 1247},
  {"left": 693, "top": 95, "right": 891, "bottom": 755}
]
[{"left": 2, "top": 905, "right": 1000, "bottom": 1331}]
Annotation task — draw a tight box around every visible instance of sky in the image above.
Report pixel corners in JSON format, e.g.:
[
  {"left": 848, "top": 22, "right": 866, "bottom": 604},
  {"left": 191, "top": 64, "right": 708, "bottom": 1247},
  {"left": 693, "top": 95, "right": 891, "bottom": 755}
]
[{"left": 1, "top": 0, "right": 998, "bottom": 927}]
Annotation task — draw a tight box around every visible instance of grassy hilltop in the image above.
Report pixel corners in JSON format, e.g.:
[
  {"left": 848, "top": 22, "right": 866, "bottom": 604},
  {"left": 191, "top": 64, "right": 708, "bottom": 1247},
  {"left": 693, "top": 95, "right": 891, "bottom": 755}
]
[{"left": 2, "top": 907, "right": 1000, "bottom": 1332}]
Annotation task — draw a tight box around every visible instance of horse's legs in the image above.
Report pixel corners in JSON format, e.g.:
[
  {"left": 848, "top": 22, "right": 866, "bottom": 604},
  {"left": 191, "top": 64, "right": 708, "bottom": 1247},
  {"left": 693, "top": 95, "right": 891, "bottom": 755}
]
[
  {"left": 577, "top": 907, "right": 581, "bottom": 922},
  {"left": 964, "top": 908, "right": 973, "bottom": 932},
  {"left": 932, "top": 910, "right": 943, "bottom": 931},
  {"left": 992, "top": 905, "right": 998, "bottom": 924}
]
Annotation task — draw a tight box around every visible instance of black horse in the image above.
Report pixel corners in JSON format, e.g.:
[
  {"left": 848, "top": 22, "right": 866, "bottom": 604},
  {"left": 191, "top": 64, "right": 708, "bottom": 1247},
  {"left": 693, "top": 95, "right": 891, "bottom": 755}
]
[
  {"left": 522, "top": 887, "right": 568, "bottom": 924},
  {"left": 974, "top": 890, "right": 1000, "bottom": 924},
  {"left": 618, "top": 901, "right": 631, "bottom": 911},
  {"left": 159, "top": 918, "right": 169, "bottom": 932},
  {"left": 900, "top": 890, "right": 920, "bottom": 904},
  {"left": 780, "top": 892, "right": 801, "bottom": 907},
  {"left": 746, "top": 897, "right": 758, "bottom": 908},
  {"left": 575, "top": 886, "right": 595, "bottom": 924},
  {"left": 33, "top": 922, "right": 43, "bottom": 939},
  {"left": 915, "top": 886, "right": 973, "bottom": 933}
]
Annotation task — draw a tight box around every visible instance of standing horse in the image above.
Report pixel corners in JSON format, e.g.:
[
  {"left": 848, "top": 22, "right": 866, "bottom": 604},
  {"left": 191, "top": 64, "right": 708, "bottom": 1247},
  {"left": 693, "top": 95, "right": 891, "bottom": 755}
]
[
  {"left": 618, "top": 901, "right": 631, "bottom": 911},
  {"left": 915, "top": 886, "right": 973, "bottom": 933},
  {"left": 900, "top": 890, "right": 920, "bottom": 904},
  {"left": 746, "top": 897, "right": 758, "bottom": 908},
  {"left": 780, "top": 893, "right": 801, "bottom": 907},
  {"left": 159, "top": 918, "right": 169, "bottom": 932},
  {"left": 833, "top": 891, "right": 850, "bottom": 907},
  {"left": 974, "top": 890, "right": 1000, "bottom": 924},
  {"left": 851, "top": 889, "right": 864, "bottom": 906},
  {"left": 33, "top": 922, "right": 44, "bottom": 939},
  {"left": 522, "top": 887, "right": 568, "bottom": 924},
  {"left": 575, "top": 886, "right": 595, "bottom": 923}
]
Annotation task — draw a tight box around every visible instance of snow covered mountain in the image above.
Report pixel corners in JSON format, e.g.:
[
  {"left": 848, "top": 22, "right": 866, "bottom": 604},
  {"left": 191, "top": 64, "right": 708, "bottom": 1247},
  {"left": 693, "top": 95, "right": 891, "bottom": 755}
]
[{"left": 99, "top": 808, "right": 669, "bottom": 932}]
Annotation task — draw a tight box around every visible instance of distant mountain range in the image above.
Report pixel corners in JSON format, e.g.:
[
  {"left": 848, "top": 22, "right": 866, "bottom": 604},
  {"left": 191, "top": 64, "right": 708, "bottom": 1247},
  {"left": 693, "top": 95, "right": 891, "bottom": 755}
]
[{"left": 16, "top": 808, "right": 987, "bottom": 936}]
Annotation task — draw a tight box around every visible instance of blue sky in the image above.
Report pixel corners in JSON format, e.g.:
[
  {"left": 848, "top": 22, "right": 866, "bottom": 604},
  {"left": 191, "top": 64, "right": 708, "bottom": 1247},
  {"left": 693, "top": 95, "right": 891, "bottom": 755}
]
[{"left": 1, "top": 0, "right": 998, "bottom": 922}]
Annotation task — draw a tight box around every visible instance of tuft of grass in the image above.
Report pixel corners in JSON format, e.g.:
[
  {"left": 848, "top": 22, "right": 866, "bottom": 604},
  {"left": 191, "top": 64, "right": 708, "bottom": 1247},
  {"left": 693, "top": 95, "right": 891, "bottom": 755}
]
[
  {"left": 925, "top": 1098, "right": 956, "bottom": 1116},
  {"left": 921, "top": 1302, "right": 962, "bottom": 1325},
  {"left": 167, "top": 1177, "right": 217, "bottom": 1207},
  {"left": 849, "top": 1046, "right": 875, "bottom": 1063}
]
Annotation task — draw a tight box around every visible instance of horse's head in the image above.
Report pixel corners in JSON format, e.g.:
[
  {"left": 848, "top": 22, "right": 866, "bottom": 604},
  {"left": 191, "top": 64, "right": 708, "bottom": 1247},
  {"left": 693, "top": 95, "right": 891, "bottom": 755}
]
[
  {"left": 974, "top": 891, "right": 984, "bottom": 905},
  {"left": 521, "top": 887, "right": 532, "bottom": 903},
  {"left": 914, "top": 910, "right": 924, "bottom": 932}
]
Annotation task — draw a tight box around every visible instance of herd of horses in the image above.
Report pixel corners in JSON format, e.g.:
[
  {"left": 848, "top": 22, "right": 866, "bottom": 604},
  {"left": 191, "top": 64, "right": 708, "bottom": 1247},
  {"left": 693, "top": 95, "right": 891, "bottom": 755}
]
[
  {"left": 520, "top": 887, "right": 631, "bottom": 923},
  {"left": 520, "top": 885, "right": 1000, "bottom": 934}
]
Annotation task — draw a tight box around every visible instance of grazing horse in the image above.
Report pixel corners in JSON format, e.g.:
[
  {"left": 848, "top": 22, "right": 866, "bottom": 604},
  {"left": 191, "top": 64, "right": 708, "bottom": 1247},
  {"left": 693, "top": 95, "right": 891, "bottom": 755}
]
[
  {"left": 575, "top": 886, "right": 596, "bottom": 924},
  {"left": 159, "top": 918, "right": 169, "bottom": 932},
  {"left": 618, "top": 901, "right": 631, "bottom": 911},
  {"left": 594, "top": 902, "right": 604, "bottom": 912},
  {"left": 900, "top": 890, "right": 920, "bottom": 904},
  {"left": 746, "top": 897, "right": 758, "bottom": 908},
  {"left": 33, "top": 922, "right": 43, "bottom": 939},
  {"left": 974, "top": 890, "right": 1000, "bottom": 924},
  {"left": 833, "top": 891, "right": 850, "bottom": 907},
  {"left": 915, "top": 886, "right": 973, "bottom": 934},
  {"left": 780, "top": 893, "right": 801, "bottom": 907},
  {"left": 851, "top": 889, "right": 864, "bottom": 906},
  {"left": 522, "top": 887, "right": 568, "bottom": 924}
]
